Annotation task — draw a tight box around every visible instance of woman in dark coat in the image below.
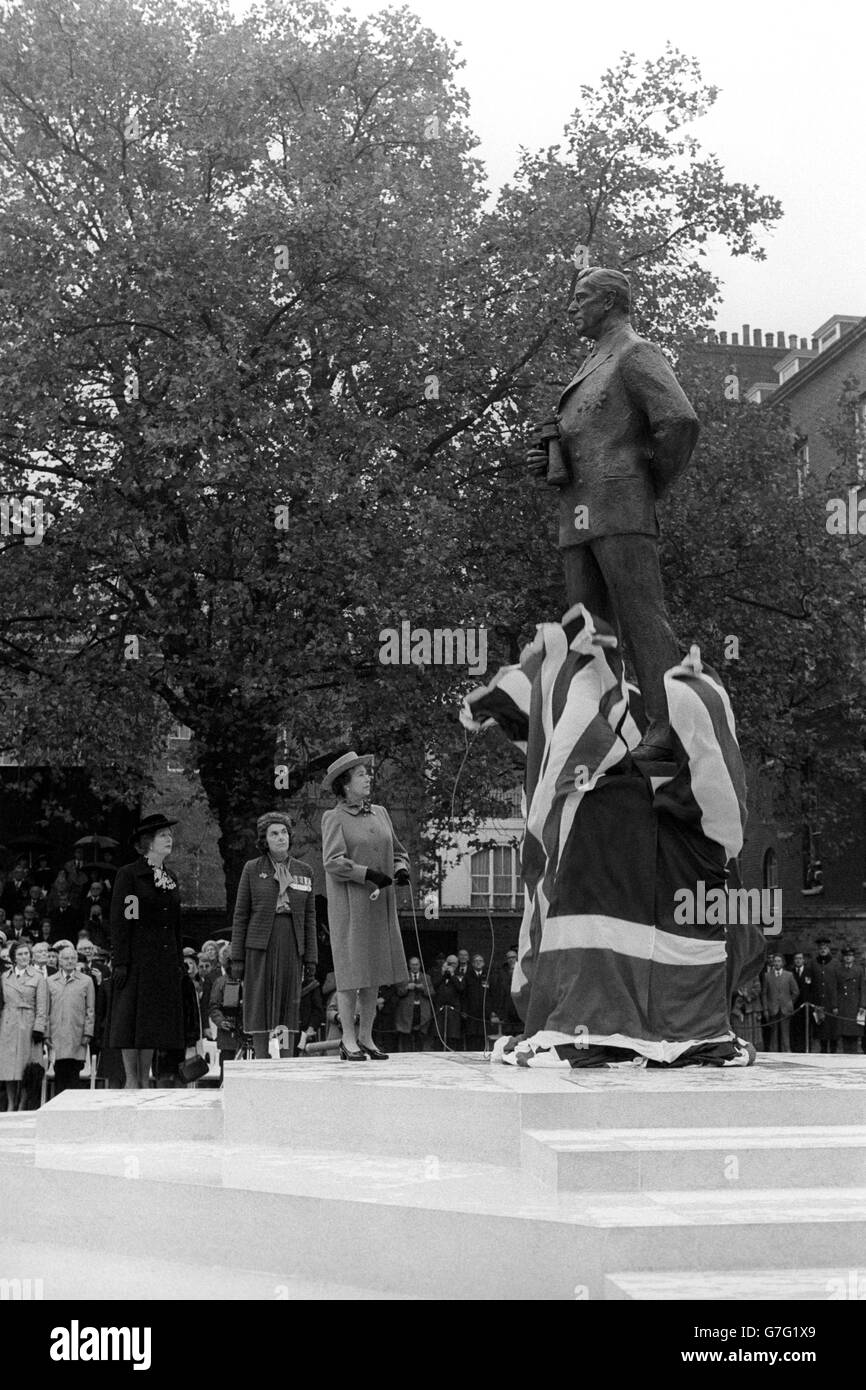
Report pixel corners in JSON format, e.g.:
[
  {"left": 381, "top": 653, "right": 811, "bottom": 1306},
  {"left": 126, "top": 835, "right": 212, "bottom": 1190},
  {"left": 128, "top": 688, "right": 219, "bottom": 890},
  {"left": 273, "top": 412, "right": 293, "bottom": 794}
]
[
  {"left": 321, "top": 752, "right": 410, "bottom": 1061},
  {"left": 230, "top": 811, "right": 318, "bottom": 1059},
  {"left": 108, "top": 813, "right": 185, "bottom": 1088}
]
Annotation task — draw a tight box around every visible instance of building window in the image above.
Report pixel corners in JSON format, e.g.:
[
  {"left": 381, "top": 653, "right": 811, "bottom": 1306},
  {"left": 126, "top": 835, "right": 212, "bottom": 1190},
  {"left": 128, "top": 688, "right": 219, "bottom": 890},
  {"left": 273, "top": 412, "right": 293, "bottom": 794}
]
[
  {"left": 486, "top": 784, "right": 523, "bottom": 815},
  {"left": 762, "top": 848, "right": 779, "bottom": 891},
  {"left": 856, "top": 399, "right": 866, "bottom": 483},
  {"left": 167, "top": 723, "right": 192, "bottom": 742},
  {"left": 795, "top": 437, "right": 810, "bottom": 497},
  {"left": 801, "top": 769, "right": 823, "bottom": 895},
  {"left": 470, "top": 846, "right": 520, "bottom": 909}
]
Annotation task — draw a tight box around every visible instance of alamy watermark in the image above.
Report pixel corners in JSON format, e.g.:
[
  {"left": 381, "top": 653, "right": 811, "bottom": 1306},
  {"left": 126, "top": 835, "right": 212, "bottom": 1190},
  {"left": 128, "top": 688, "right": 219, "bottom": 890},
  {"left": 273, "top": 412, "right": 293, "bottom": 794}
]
[
  {"left": 379, "top": 621, "right": 487, "bottom": 676},
  {"left": 826, "top": 489, "right": 866, "bottom": 535},
  {"left": 0, "top": 495, "right": 47, "bottom": 546},
  {"left": 49, "top": 1320, "right": 151, "bottom": 1370},
  {"left": 673, "top": 882, "right": 781, "bottom": 930},
  {"left": 0, "top": 1276, "right": 44, "bottom": 1300}
]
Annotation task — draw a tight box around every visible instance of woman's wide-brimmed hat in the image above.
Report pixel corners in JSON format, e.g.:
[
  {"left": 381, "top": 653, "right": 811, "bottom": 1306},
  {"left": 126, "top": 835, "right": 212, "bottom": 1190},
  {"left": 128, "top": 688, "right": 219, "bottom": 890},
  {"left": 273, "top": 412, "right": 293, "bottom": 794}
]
[
  {"left": 321, "top": 751, "right": 373, "bottom": 791},
  {"left": 132, "top": 813, "right": 178, "bottom": 837}
]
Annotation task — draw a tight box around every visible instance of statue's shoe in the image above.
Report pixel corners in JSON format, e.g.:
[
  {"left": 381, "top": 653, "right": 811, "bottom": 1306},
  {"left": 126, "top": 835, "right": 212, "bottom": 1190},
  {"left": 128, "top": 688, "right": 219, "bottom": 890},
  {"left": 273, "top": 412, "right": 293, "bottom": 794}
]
[{"left": 631, "top": 740, "right": 675, "bottom": 762}]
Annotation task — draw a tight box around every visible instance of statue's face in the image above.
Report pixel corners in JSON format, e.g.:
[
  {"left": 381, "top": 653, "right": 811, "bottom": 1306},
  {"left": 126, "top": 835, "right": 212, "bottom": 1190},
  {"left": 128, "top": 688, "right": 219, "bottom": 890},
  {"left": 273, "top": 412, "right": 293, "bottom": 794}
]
[{"left": 567, "top": 279, "right": 613, "bottom": 338}]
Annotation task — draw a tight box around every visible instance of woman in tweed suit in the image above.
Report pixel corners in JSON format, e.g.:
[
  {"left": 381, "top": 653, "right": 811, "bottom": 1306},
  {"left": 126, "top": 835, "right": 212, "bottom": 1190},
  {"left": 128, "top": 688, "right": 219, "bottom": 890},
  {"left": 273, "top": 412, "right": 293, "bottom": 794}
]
[{"left": 230, "top": 811, "right": 317, "bottom": 1059}]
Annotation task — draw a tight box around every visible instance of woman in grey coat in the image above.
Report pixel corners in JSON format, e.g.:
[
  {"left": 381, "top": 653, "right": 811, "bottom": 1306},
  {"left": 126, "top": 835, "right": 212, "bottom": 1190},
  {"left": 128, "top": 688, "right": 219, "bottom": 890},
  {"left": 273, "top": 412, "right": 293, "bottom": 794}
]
[
  {"left": 321, "top": 752, "right": 410, "bottom": 1061},
  {"left": 0, "top": 940, "right": 49, "bottom": 1109}
]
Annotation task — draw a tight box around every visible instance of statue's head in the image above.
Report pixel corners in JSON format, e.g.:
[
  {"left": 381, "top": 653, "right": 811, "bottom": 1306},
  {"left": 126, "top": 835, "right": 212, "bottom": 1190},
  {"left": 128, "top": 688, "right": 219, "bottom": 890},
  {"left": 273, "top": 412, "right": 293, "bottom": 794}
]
[{"left": 568, "top": 267, "right": 631, "bottom": 338}]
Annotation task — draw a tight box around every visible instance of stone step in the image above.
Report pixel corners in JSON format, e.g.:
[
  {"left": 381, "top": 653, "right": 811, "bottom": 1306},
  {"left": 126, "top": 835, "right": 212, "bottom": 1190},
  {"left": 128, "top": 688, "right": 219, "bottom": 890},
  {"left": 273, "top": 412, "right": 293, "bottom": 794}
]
[
  {"left": 221, "top": 1056, "right": 527, "bottom": 1164},
  {"left": 220, "top": 1055, "right": 866, "bottom": 1163},
  {"left": 605, "top": 1267, "right": 866, "bottom": 1300},
  {"left": 523, "top": 1125, "right": 866, "bottom": 1192},
  {"left": 6, "top": 1055, "right": 866, "bottom": 1300},
  {"left": 34, "top": 1089, "right": 223, "bottom": 1148},
  {"left": 4, "top": 1130, "right": 866, "bottom": 1300},
  {"left": 0, "top": 1236, "right": 418, "bottom": 1300}
]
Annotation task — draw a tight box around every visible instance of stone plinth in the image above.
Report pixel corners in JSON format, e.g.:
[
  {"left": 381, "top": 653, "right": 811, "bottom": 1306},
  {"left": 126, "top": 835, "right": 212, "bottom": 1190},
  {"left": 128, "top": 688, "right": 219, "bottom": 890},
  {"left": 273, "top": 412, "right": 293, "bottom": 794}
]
[{"left": 0, "top": 1053, "right": 863, "bottom": 1300}]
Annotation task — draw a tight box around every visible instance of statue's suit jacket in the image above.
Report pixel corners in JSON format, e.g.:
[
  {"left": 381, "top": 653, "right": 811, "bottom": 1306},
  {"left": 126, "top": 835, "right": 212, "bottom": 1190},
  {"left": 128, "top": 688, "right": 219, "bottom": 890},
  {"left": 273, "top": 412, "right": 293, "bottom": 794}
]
[{"left": 555, "top": 323, "right": 699, "bottom": 548}]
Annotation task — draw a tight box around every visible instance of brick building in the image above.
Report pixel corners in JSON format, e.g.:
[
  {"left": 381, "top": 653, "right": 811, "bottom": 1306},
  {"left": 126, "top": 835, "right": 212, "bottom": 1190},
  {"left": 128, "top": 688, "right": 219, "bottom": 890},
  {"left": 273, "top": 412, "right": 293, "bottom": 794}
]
[
  {"left": 682, "top": 321, "right": 813, "bottom": 397},
  {"left": 688, "top": 310, "right": 866, "bottom": 958},
  {"left": 765, "top": 314, "right": 866, "bottom": 479}
]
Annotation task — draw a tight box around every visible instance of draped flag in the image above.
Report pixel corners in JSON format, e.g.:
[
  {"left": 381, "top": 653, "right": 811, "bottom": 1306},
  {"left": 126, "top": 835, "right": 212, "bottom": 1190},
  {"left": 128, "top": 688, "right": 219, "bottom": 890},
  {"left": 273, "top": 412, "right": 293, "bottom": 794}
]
[{"left": 461, "top": 605, "right": 761, "bottom": 1066}]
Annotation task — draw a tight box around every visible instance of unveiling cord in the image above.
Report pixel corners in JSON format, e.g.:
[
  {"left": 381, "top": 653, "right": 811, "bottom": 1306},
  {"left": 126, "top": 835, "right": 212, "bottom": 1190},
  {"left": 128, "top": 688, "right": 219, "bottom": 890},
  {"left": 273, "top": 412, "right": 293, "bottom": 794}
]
[{"left": 407, "top": 880, "right": 455, "bottom": 1053}]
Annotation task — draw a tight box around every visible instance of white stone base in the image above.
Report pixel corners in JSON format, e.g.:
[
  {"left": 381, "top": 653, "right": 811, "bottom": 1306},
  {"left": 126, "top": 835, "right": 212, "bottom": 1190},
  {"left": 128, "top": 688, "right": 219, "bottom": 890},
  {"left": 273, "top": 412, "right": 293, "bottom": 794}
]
[{"left": 0, "top": 1053, "right": 863, "bottom": 1299}]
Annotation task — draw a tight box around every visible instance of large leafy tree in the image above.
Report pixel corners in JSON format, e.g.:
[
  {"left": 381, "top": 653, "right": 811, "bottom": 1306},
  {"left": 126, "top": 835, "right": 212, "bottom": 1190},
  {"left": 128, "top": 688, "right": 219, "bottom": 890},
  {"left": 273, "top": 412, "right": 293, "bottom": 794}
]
[
  {"left": 662, "top": 368, "right": 866, "bottom": 836},
  {"left": 0, "top": 2, "right": 793, "bottom": 897}
]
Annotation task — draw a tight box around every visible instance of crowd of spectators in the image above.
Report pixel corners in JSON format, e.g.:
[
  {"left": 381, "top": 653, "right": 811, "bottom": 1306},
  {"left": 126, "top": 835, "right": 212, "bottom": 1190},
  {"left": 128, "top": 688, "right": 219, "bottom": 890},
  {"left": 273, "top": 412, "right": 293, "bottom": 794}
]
[
  {"left": 3, "top": 848, "right": 864, "bottom": 1101},
  {"left": 313, "top": 946, "right": 523, "bottom": 1055},
  {"left": 0, "top": 857, "right": 525, "bottom": 1102},
  {"left": 0, "top": 853, "right": 114, "bottom": 951},
  {"left": 732, "top": 939, "right": 866, "bottom": 1054}
]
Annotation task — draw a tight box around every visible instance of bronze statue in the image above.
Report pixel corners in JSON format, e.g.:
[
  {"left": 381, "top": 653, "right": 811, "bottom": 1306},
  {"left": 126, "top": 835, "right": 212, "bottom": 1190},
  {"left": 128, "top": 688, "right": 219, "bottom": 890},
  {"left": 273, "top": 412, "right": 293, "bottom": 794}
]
[{"left": 527, "top": 268, "right": 699, "bottom": 760}]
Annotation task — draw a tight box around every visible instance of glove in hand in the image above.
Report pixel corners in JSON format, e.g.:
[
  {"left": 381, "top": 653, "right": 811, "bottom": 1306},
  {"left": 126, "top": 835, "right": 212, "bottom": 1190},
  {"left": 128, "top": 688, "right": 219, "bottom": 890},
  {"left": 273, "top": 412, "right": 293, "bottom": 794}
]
[{"left": 364, "top": 869, "right": 392, "bottom": 889}]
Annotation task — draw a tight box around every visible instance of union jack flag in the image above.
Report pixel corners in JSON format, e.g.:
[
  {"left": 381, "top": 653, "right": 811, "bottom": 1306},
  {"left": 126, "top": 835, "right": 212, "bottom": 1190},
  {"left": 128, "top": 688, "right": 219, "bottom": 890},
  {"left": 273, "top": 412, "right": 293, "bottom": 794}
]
[{"left": 461, "top": 604, "right": 760, "bottom": 1064}]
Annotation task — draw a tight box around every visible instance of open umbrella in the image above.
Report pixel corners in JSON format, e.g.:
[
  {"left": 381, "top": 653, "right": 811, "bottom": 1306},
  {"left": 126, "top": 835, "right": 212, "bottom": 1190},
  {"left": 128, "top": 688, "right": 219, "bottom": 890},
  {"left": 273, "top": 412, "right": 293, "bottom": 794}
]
[
  {"left": 85, "top": 860, "right": 117, "bottom": 876},
  {"left": 6, "top": 835, "right": 53, "bottom": 868},
  {"left": 74, "top": 835, "right": 119, "bottom": 850}
]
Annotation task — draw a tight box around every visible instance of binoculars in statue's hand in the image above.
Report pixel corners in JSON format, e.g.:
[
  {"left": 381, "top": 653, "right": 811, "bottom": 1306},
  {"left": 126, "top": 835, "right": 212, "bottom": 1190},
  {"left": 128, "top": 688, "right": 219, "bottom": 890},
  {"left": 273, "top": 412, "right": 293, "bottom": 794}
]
[{"left": 527, "top": 417, "right": 570, "bottom": 488}]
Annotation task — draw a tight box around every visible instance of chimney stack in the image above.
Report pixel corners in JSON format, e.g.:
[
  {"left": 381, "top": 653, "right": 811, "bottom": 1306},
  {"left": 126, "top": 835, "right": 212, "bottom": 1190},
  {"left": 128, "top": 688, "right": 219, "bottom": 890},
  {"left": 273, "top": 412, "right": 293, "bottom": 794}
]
[
  {"left": 742, "top": 325, "right": 750, "bottom": 346},
  {"left": 800, "top": 337, "right": 808, "bottom": 350},
  {"left": 789, "top": 334, "right": 798, "bottom": 350},
  {"left": 812, "top": 337, "right": 819, "bottom": 352},
  {"left": 731, "top": 333, "right": 739, "bottom": 346},
  {"left": 777, "top": 331, "right": 786, "bottom": 348},
  {"left": 753, "top": 328, "right": 762, "bottom": 347},
  {"left": 719, "top": 331, "right": 728, "bottom": 345}
]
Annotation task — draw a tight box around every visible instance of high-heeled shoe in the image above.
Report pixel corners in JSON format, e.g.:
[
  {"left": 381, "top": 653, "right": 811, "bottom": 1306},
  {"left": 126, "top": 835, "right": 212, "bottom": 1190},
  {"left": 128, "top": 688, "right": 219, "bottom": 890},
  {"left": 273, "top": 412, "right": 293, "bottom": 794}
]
[
  {"left": 339, "top": 1042, "right": 367, "bottom": 1061},
  {"left": 357, "top": 1041, "right": 389, "bottom": 1060}
]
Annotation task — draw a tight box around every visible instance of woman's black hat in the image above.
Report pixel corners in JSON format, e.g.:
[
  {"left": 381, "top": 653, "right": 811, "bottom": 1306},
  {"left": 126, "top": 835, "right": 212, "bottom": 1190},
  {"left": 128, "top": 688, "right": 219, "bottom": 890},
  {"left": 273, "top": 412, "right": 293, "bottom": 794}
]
[{"left": 133, "top": 813, "right": 178, "bottom": 837}]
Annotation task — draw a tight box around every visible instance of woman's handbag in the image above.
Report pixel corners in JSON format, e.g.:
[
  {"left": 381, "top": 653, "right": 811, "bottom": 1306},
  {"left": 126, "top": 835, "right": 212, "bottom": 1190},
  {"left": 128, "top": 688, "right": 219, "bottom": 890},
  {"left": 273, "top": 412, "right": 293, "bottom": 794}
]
[{"left": 179, "top": 1052, "right": 209, "bottom": 1083}]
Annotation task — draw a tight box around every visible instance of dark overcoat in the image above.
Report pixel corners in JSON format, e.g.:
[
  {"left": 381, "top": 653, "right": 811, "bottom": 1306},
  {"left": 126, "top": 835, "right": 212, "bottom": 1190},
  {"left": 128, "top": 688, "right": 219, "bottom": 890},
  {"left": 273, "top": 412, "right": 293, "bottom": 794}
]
[
  {"left": 107, "top": 857, "right": 184, "bottom": 1050},
  {"left": 836, "top": 965, "right": 865, "bottom": 1038},
  {"left": 811, "top": 956, "right": 839, "bottom": 1042}
]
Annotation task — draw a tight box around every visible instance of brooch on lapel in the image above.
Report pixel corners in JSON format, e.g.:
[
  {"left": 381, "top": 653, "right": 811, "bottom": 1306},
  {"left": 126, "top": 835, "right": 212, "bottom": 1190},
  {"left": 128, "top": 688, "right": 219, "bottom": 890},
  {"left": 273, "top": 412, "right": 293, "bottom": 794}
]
[{"left": 258, "top": 872, "right": 269, "bottom": 879}]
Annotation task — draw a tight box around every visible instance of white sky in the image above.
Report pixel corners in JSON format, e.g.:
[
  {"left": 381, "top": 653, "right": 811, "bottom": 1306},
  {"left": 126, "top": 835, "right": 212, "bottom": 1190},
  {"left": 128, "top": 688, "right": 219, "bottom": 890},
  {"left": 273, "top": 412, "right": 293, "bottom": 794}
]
[{"left": 328, "top": 0, "right": 866, "bottom": 338}]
